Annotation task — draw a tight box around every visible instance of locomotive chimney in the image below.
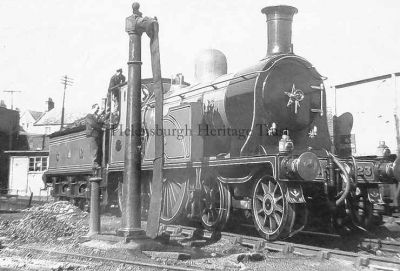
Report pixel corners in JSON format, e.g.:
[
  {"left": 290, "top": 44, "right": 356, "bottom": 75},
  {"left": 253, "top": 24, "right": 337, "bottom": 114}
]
[{"left": 261, "top": 5, "right": 298, "bottom": 55}]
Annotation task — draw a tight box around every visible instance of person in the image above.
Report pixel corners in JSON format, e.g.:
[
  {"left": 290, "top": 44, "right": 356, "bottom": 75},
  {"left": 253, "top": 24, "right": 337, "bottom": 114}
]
[
  {"left": 108, "top": 68, "right": 126, "bottom": 90},
  {"left": 106, "top": 69, "right": 125, "bottom": 122},
  {"left": 110, "top": 94, "right": 120, "bottom": 124},
  {"left": 86, "top": 104, "right": 103, "bottom": 168}
]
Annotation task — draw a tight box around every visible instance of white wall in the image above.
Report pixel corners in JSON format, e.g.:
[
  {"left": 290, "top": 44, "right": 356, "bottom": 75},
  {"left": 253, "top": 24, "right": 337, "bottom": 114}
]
[
  {"left": 8, "top": 156, "right": 48, "bottom": 196},
  {"left": 20, "top": 111, "right": 46, "bottom": 134},
  {"left": 335, "top": 75, "right": 399, "bottom": 156},
  {"left": 8, "top": 156, "right": 28, "bottom": 195}
]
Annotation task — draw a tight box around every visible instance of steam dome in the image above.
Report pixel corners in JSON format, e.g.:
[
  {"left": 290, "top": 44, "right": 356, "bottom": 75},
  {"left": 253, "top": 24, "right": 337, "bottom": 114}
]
[{"left": 194, "top": 49, "right": 227, "bottom": 82}]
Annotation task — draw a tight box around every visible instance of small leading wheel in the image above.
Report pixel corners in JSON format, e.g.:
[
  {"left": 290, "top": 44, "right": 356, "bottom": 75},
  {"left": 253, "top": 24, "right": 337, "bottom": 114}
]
[
  {"left": 159, "top": 173, "right": 188, "bottom": 224},
  {"left": 252, "top": 176, "right": 295, "bottom": 240},
  {"left": 201, "top": 180, "right": 231, "bottom": 231}
]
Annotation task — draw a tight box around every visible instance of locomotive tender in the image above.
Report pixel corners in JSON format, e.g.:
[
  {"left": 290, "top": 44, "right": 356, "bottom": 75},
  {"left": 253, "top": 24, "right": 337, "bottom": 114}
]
[{"left": 44, "top": 5, "right": 400, "bottom": 240}]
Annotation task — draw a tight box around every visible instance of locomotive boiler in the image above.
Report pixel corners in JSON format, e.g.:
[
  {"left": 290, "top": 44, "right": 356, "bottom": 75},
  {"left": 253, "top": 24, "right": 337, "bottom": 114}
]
[{"left": 44, "top": 5, "right": 400, "bottom": 240}]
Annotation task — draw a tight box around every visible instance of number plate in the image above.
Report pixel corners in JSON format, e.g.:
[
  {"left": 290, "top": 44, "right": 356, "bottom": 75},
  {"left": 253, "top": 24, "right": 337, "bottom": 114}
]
[
  {"left": 316, "top": 160, "right": 375, "bottom": 182},
  {"left": 356, "top": 162, "right": 375, "bottom": 181}
]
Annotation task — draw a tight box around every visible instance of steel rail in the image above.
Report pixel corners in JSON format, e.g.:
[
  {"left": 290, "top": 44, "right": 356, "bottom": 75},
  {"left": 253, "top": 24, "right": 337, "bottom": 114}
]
[
  {"left": 360, "top": 238, "right": 400, "bottom": 254},
  {"left": 299, "top": 230, "right": 400, "bottom": 255},
  {"left": 159, "top": 224, "right": 400, "bottom": 270},
  {"left": 24, "top": 247, "right": 203, "bottom": 271}
]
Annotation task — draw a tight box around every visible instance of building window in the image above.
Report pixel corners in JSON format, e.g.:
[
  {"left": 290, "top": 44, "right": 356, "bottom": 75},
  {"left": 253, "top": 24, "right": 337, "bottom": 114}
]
[{"left": 28, "top": 156, "right": 48, "bottom": 172}]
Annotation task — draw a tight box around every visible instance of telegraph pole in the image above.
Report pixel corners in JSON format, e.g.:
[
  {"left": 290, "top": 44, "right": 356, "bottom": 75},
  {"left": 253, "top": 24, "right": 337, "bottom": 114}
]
[
  {"left": 3, "top": 90, "right": 21, "bottom": 110},
  {"left": 60, "top": 75, "right": 73, "bottom": 130}
]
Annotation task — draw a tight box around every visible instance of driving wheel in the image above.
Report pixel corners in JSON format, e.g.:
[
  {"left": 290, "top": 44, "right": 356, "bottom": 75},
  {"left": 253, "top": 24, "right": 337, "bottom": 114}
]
[
  {"left": 201, "top": 179, "right": 231, "bottom": 231},
  {"left": 159, "top": 173, "right": 188, "bottom": 224}
]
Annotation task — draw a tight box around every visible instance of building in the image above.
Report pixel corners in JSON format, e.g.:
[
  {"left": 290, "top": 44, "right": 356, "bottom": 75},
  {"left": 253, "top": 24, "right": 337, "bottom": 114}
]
[
  {"left": 34, "top": 106, "right": 86, "bottom": 134},
  {"left": 6, "top": 98, "right": 86, "bottom": 197},
  {"left": 19, "top": 98, "right": 55, "bottom": 135},
  {"left": 6, "top": 150, "right": 49, "bottom": 197},
  {"left": 20, "top": 110, "right": 44, "bottom": 135},
  {"left": 333, "top": 73, "right": 400, "bottom": 156}
]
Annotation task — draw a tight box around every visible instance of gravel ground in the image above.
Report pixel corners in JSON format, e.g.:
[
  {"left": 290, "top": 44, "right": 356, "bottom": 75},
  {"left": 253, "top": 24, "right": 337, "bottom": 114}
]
[
  {"left": 0, "top": 201, "right": 390, "bottom": 270},
  {"left": 0, "top": 201, "right": 88, "bottom": 245}
]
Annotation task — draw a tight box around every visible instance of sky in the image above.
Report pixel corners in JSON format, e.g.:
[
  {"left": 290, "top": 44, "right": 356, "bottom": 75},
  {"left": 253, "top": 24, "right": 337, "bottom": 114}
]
[{"left": 0, "top": 0, "right": 399, "bottom": 114}]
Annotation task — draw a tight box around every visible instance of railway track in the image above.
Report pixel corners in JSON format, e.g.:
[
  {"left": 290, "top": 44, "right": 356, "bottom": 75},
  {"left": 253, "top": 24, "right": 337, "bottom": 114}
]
[
  {"left": 5, "top": 224, "right": 399, "bottom": 270},
  {"left": 19, "top": 247, "right": 203, "bottom": 271},
  {"left": 360, "top": 238, "right": 400, "bottom": 254},
  {"left": 159, "top": 224, "right": 400, "bottom": 270},
  {"left": 296, "top": 230, "right": 400, "bottom": 255}
]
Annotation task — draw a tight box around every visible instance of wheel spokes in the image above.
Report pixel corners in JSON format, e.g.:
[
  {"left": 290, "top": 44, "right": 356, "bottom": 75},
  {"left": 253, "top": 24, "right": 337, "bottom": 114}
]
[
  {"left": 160, "top": 176, "right": 187, "bottom": 222},
  {"left": 274, "top": 195, "right": 283, "bottom": 202},
  {"left": 273, "top": 183, "right": 278, "bottom": 195},
  {"left": 269, "top": 216, "right": 277, "bottom": 231},
  {"left": 201, "top": 181, "right": 230, "bottom": 230},
  {"left": 273, "top": 212, "right": 282, "bottom": 225},
  {"left": 269, "top": 181, "right": 274, "bottom": 195},
  {"left": 263, "top": 215, "right": 268, "bottom": 227},
  {"left": 261, "top": 183, "right": 269, "bottom": 194},
  {"left": 202, "top": 183, "right": 221, "bottom": 225},
  {"left": 253, "top": 178, "right": 285, "bottom": 235},
  {"left": 274, "top": 204, "right": 283, "bottom": 214}
]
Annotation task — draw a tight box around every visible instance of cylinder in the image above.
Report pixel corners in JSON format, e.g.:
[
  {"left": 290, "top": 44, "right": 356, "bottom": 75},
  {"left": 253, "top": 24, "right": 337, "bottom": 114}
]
[
  {"left": 261, "top": 5, "right": 298, "bottom": 55},
  {"left": 281, "top": 152, "right": 320, "bottom": 181}
]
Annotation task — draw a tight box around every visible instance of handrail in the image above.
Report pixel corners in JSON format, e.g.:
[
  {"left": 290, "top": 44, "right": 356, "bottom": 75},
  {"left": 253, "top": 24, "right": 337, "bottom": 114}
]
[{"left": 144, "top": 71, "right": 263, "bottom": 106}]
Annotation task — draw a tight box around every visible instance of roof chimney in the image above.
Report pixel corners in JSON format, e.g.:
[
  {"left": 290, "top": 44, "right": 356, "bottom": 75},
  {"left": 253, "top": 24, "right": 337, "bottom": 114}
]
[
  {"left": 261, "top": 5, "right": 298, "bottom": 55},
  {"left": 46, "top": 97, "right": 54, "bottom": 111},
  {"left": 0, "top": 100, "right": 7, "bottom": 108}
]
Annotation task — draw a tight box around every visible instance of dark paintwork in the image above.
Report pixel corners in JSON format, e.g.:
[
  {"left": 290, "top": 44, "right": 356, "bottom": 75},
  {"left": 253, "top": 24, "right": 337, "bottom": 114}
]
[
  {"left": 42, "top": 4, "right": 400, "bottom": 240},
  {"left": 47, "top": 131, "right": 93, "bottom": 175}
]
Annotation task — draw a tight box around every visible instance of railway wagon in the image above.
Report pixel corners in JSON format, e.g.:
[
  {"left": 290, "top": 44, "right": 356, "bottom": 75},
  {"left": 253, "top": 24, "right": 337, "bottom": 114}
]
[{"left": 44, "top": 5, "right": 400, "bottom": 240}]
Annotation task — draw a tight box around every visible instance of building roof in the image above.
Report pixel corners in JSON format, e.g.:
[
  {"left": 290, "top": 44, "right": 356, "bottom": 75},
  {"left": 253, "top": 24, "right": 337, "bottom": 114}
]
[
  {"left": 34, "top": 107, "right": 87, "bottom": 126},
  {"left": 335, "top": 72, "right": 400, "bottom": 89},
  {"left": 28, "top": 110, "right": 44, "bottom": 121}
]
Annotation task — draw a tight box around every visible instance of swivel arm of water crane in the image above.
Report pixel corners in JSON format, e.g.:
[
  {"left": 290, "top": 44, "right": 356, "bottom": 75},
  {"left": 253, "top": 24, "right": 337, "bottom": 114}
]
[{"left": 145, "top": 17, "right": 165, "bottom": 239}]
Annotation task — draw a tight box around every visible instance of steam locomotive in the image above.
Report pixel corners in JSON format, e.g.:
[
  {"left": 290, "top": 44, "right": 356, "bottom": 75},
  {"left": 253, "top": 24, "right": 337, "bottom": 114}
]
[{"left": 43, "top": 5, "right": 400, "bottom": 240}]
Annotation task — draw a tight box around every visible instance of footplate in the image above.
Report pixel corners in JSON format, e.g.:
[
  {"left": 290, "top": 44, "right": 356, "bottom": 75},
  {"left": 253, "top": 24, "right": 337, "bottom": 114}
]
[
  {"left": 367, "top": 187, "right": 385, "bottom": 205},
  {"left": 286, "top": 184, "right": 306, "bottom": 204}
]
